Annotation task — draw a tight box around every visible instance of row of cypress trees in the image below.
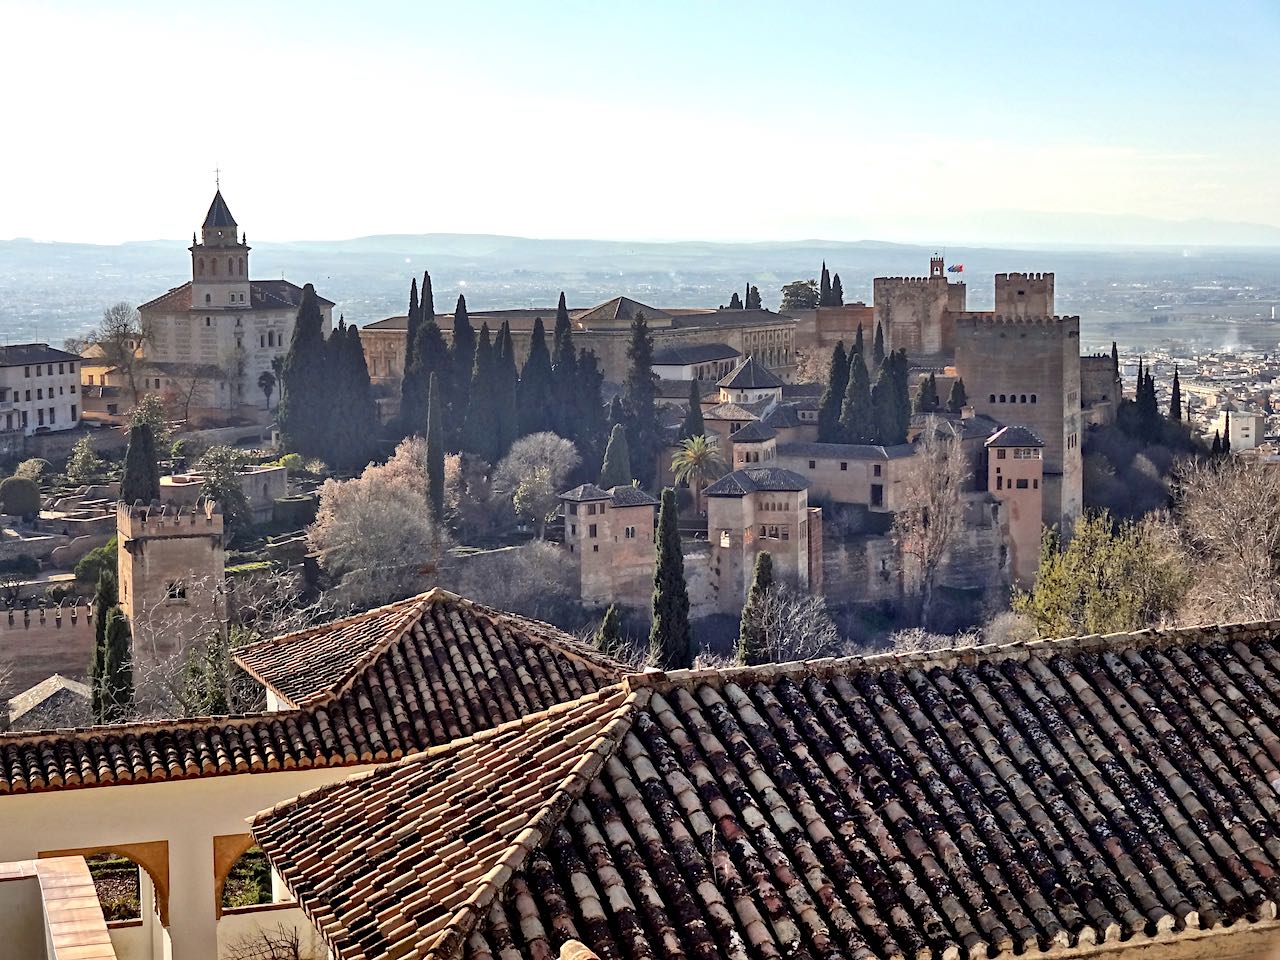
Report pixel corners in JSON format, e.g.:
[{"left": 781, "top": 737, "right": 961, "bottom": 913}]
[
  {"left": 398, "top": 278, "right": 610, "bottom": 474},
  {"left": 816, "top": 324, "right": 912, "bottom": 445},
  {"left": 725, "top": 284, "right": 763, "bottom": 310},
  {"left": 819, "top": 262, "right": 844, "bottom": 307},
  {"left": 89, "top": 570, "right": 132, "bottom": 724},
  {"left": 278, "top": 285, "right": 379, "bottom": 470}
]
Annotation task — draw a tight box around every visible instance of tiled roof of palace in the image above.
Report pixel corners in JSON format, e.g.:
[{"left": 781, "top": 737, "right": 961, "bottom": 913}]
[
  {"left": 651, "top": 342, "right": 739, "bottom": 366},
  {"left": 704, "top": 466, "right": 809, "bottom": 496},
  {"left": 718, "top": 356, "right": 784, "bottom": 390},
  {"left": 778, "top": 440, "right": 917, "bottom": 461},
  {"left": 575, "top": 297, "right": 672, "bottom": 325},
  {"left": 254, "top": 620, "right": 1280, "bottom": 960},
  {"left": 0, "top": 590, "right": 624, "bottom": 794},
  {"left": 986, "top": 425, "right": 1045, "bottom": 448},
  {"left": 726, "top": 419, "right": 777, "bottom": 443},
  {"left": 138, "top": 280, "right": 335, "bottom": 313}
]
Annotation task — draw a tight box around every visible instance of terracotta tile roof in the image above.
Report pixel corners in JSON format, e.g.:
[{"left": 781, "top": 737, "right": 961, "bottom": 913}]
[
  {"left": 651, "top": 342, "right": 739, "bottom": 366},
  {"left": 986, "top": 424, "right": 1045, "bottom": 447},
  {"left": 255, "top": 620, "right": 1280, "bottom": 960},
  {"left": 0, "top": 590, "right": 624, "bottom": 795},
  {"left": 718, "top": 355, "right": 784, "bottom": 390},
  {"left": 137, "top": 279, "right": 334, "bottom": 313},
  {"left": 703, "top": 466, "right": 809, "bottom": 496},
  {"left": 574, "top": 297, "right": 672, "bottom": 325},
  {"left": 254, "top": 687, "right": 640, "bottom": 960}
]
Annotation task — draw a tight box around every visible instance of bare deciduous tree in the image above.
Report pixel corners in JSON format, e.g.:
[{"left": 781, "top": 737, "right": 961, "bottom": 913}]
[
  {"left": 308, "top": 438, "right": 453, "bottom": 607},
  {"left": 88, "top": 302, "right": 152, "bottom": 404},
  {"left": 445, "top": 541, "right": 578, "bottom": 627},
  {"left": 160, "top": 363, "right": 222, "bottom": 422},
  {"left": 1168, "top": 456, "right": 1280, "bottom": 622},
  {"left": 746, "top": 585, "right": 843, "bottom": 663},
  {"left": 223, "top": 923, "right": 310, "bottom": 960},
  {"left": 892, "top": 417, "right": 968, "bottom": 627},
  {"left": 493, "top": 432, "right": 580, "bottom": 539}
]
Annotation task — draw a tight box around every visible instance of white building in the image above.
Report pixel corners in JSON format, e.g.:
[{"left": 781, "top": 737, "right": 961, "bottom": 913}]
[
  {"left": 0, "top": 345, "right": 82, "bottom": 435},
  {"left": 1216, "top": 406, "right": 1266, "bottom": 450},
  {"left": 138, "top": 190, "right": 334, "bottom": 411}
]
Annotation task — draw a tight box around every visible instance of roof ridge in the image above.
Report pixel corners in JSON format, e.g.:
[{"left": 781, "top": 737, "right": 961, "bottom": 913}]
[
  {"left": 424, "top": 687, "right": 646, "bottom": 959},
  {"left": 624, "top": 618, "right": 1280, "bottom": 692}
]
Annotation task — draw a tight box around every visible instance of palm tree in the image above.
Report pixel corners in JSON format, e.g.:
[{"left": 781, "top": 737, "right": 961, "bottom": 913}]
[
  {"left": 671, "top": 434, "right": 727, "bottom": 516},
  {"left": 258, "top": 370, "right": 277, "bottom": 410}
]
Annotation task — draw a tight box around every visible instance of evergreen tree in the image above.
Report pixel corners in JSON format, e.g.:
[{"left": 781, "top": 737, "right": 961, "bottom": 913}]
[
  {"left": 1211, "top": 430, "right": 1223, "bottom": 457},
  {"left": 331, "top": 321, "right": 379, "bottom": 470},
  {"left": 1111, "top": 340, "right": 1120, "bottom": 382},
  {"left": 746, "top": 285, "right": 762, "bottom": 310},
  {"left": 494, "top": 321, "right": 520, "bottom": 457},
  {"left": 873, "top": 322, "right": 886, "bottom": 367},
  {"left": 608, "top": 394, "right": 626, "bottom": 428},
  {"left": 728, "top": 291, "right": 743, "bottom": 310},
  {"left": 402, "top": 275, "right": 421, "bottom": 375},
  {"left": 461, "top": 324, "right": 501, "bottom": 462},
  {"left": 831, "top": 273, "right": 844, "bottom": 306},
  {"left": 853, "top": 323, "right": 864, "bottom": 359},
  {"left": 947, "top": 377, "right": 968, "bottom": 415},
  {"left": 871, "top": 360, "right": 897, "bottom": 444},
  {"left": 594, "top": 604, "right": 622, "bottom": 653},
  {"left": 679, "top": 379, "right": 705, "bottom": 440},
  {"left": 914, "top": 372, "right": 940, "bottom": 414},
  {"left": 737, "top": 551, "right": 773, "bottom": 666},
  {"left": 403, "top": 317, "right": 449, "bottom": 436},
  {"left": 517, "top": 317, "right": 555, "bottom": 437},
  {"left": 599, "top": 423, "right": 633, "bottom": 488},
  {"left": 550, "top": 292, "right": 578, "bottom": 438},
  {"left": 1170, "top": 366, "right": 1182, "bottom": 421},
  {"left": 572, "top": 350, "right": 609, "bottom": 472},
  {"left": 1223, "top": 412, "right": 1232, "bottom": 454},
  {"left": 623, "top": 313, "right": 659, "bottom": 487},
  {"left": 839, "top": 349, "right": 875, "bottom": 443},
  {"left": 819, "top": 261, "right": 832, "bottom": 307},
  {"left": 425, "top": 372, "right": 445, "bottom": 518},
  {"left": 89, "top": 569, "right": 117, "bottom": 723},
  {"left": 121, "top": 423, "right": 160, "bottom": 504},
  {"left": 649, "top": 488, "right": 692, "bottom": 669},
  {"left": 817, "top": 340, "right": 849, "bottom": 442},
  {"left": 101, "top": 606, "right": 133, "bottom": 723},
  {"left": 447, "top": 295, "right": 476, "bottom": 447},
  {"left": 278, "top": 284, "right": 331, "bottom": 459}
]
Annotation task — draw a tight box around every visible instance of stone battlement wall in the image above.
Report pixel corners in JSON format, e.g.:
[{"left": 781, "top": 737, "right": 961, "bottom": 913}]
[
  {"left": 116, "top": 501, "right": 225, "bottom": 541},
  {"left": 994, "top": 272, "right": 1053, "bottom": 282},
  {"left": 952, "top": 313, "right": 1080, "bottom": 327},
  {"left": 0, "top": 601, "right": 97, "bottom": 697}
]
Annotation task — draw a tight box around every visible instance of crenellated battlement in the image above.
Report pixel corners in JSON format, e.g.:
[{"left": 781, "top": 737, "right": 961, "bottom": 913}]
[
  {"left": 952, "top": 313, "right": 1080, "bottom": 328},
  {"left": 994, "top": 272, "right": 1054, "bottom": 282},
  {"left": 0, "top": 599, "right": 96, "bottom": 631},
  {"left": 116, "top": 499, "right": 224, "bottom": 539},
  {"left": 874, "top": 276, "right": 949, "bottom": 286}
]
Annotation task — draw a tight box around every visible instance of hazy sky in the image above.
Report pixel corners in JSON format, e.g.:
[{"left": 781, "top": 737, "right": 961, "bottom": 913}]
[{"left": 3, "top": 0, "right": 1278, "bottom": 244}]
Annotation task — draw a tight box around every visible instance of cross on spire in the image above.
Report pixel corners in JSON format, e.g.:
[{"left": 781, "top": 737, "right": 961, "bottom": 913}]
[{"left": 214, "top": 164, "right": 221, "bottom": 189}]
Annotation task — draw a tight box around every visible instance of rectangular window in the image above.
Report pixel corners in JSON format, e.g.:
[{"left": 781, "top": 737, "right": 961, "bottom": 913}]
[
  {"left": 35, "top": 365, "right": 41, "bottom": 376},
  {"left": 37, "top": 409, "right": 44, "bottom": 426},
  {"left": 70, "top": 404, "right": 77, "bottom": 420},
  {"left": 781, "top": 528, "right": 790, "bottom": 541},
  {"left": 49, "top": 407, "right": 55, "bottom": 424},
  {"left": 21, "top": 411, "right": 28, "bottom": 428},
  {"left": 873, "top": 464, "right": 882, "bottom": 477},
  {"left": 808, "top": 460, "right": 816, "bottom": 469},
  {"left": 871, "top": 483, "right": 884, "bottom": 507},
  {"left": 840, "top": 462, "right": 848, "bottom": 471},
  {"left": 625, "top": 526, "right": 636, "bottom": 539},
  {"left": 996, "top": 476, "right": 1003, "bottom": 490},
  {"left": 592, "top": 545, "right": 599, "bottom": 553},
  {"left": 24, "top": 390, "right": 30, "bottom": 401},
  {"left": 997, "top": 449, "right": 1007, "bottom": 459},
  {"left": 69, "top": 362, "right": 75, "bottom": 374},
  {"left": 23, "top": 367, "right": 29, "bottom": 378},
  {"left": 59, "top": 386, "right": 64, "bottom": 395},
  {"left": 1033, "top": 479, "right": 1039, "bottom": 489},
  {"left": 1016, "top": 478, "right": 1029, "bottom": 489},
  {"left": 588, "top": 524, "right": 597, "bottom": 538},
  {"left": 58, "top": 363, "right": 64, "bottom": 374},
  {"left": 70, "top": 384, "right": 76, "bottom": 394},
  {"left": 568, "top": 503, "right": 578, "bottom": 515}
]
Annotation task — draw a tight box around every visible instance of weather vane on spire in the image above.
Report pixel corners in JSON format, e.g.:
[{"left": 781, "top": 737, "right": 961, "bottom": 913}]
[{"left": 214, "top": 164, "right": 221, "bottom": 190}]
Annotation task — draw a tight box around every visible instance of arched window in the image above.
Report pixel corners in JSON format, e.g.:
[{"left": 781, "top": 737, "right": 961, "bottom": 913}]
[
  {"left": 197, "top": 258, "right": 204, "bottom": 275},
  {"left": 989, "top": 394, "right": 996, "bottom": 403},
  {"left": 239, "top": 257, "right": 245, "bottom": 275},
  {"left": 1030, "top": 394, "right": 1037, "bottom": 403},
  {"left": 1020, "top": 394, "right": 1027, "bottom": 403},
  {"left": 228, "top": 257, "right": 234, "bottom": 274},
  {"left": 999, "top": 394, "right": 1006, "bottom": 403},
  {"left": 205, "top": 293, "right": 211, "bottom": 304},
  {"left": 211, "top": 258, "right": 217, "bottom": 275}
]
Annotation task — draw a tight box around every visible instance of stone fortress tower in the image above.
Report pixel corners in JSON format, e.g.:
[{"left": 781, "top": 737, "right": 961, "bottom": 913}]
[
  {"left": 189, "top": 190, "right": 251, "bottom": 312},
  {"left": 873, "top": 255, "right": 967, "bottom": 356},
  {"left": 117, "top": 501, "right": 226, "bottom": 659}
]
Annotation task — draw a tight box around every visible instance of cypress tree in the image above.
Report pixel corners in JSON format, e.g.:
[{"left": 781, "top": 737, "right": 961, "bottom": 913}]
[
  {"left": 550, "top": 292, "right": 578, "bottom": 437},
  {"left": 1111, "top": 340, "right": 1120, "bottom": 381},
  {"left": 425, "top": 372, "right": 445, "bottom": 518},
  {"left": 831, "top": 273, "right": 844, "bottom": 306},
  {"left": 871, "top": 361, "right": 897, "bottom": 444},
  {"left": 448, "top": 295, "right": 476, "bottom": 447},
  {"left": 403, "top": 275, "right": 421, "bottom": 375},
  {"left": 608, "top": 395, "right": 626, "bottom": 428},
  {"left": 947, "top": 377, "right": 968, "bottom": 414},
  {"left": 623, "top": 313, "right": 658, "bottom": 487},
  {"left": 462, "top": 324, "right": 500, "bottom": 462},
  {"left": 819, "top": 261, "right": 832, "bottom": 307},
  {"left": 102, "top": 606, "right": 133, "bottom": 723},
  {"left": 839, "top": 349, "right": 874, "bottom": 443},
  {"left": 1223, "top": 412, "right": 1232, "bottom": 454},
  {"left": 914, "top": 373, "right": 940, "bottom": 413},
  {"left": 330, "top": 320, "right": 379, "bottom": 470},
  {"left": 680, "top": 379, "right": 705, "bottom": 440},
  {"left": 853, "top": 323, "right": 864, "bottom": 358},
  {"left": 746, "top": 285, "right": 762, "bottom": 310},
  {"left": 278, "top": 284, "right": 330, "bottom": 459},
  {"left": 599, "top": 423, "right": 633, "bottom": 488},
  {"left": 1211, "top": 430, "right": 1223, "bottom": 457},
  {"left": 817, "top": 340, "right": 849, "bottom": 442},
  {"left": 494, "top": 321, "right": 520, "bottom": 457},
  {"left": 728, "top": 291, "right": 743, "bottom": 310},
  {"left": 573, "top": 349, "right": 609, "bottom": 472},
  {"left": 89, "top": 569, "right": 118, "bottom": 724},
  {"left": 1170, "top": 366, "right": 1182, "bottom": 421},
  {"left": 517, "top": 317, "right": 555, "bottom": 437},
  {"left": 737, "top": 551, "right": 773, "bottom": 666},
  {"left": 121, "top": 423, "right": 160, "bottom": 504},
  {"left": 892, "top": 351, "right": 911, "bottom": 440},
  {"left": 403, "top": 317, "right": 448, "bottom": 436},
  {"left": 873, "top": 322, "right": 886, "bottom": 367},
  {"left": 649, "top": 488, "right": 692, "bottom": 669},
  {"left": 594, "top": 604, "right": 622, "bottom": 653}
]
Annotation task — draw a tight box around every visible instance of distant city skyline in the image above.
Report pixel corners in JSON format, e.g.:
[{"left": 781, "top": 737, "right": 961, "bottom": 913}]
[{"left": 3, "top": 0, "right": 1278, "bottom": 246}]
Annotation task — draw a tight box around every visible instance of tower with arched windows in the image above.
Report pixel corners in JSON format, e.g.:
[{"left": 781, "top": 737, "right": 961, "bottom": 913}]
[{"left": 190, "top": 190, "right": 251, "bottom": 311}]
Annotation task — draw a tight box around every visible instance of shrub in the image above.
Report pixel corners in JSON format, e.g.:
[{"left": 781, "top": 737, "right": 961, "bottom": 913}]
[
  {"left": 0, "top": 476, "right": 41, "bottom": 518},
  {"left": 273, "top": 452, "right": 304, "bottom": 472},
  {"left": 14, "top": 458, "right": 48, "bottom": 482},
  {"left": 75, "top": 536, "right": 117, "bottom": 584}
]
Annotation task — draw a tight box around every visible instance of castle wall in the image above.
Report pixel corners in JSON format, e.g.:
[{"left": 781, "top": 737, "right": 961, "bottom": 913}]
[
  {"left": 0, "top": 604, "right": 96, "bottom": 697},
  {"left": 775, "top": 448, "right": 906, "bottom": 511},
  {"left": 953, "top": 315, "right": 1082, "bottom": 528},
  {"left": 1080, "top": 354, "right": 1121, "bottom": 426},
  {"left": 873, "top": 277, "right": 955, "bottom": 355}
]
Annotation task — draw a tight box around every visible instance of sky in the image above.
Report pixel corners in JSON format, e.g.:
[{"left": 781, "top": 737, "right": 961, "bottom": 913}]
[{"left": 2, "top": 0, "right": 1278, "bottom": 245}]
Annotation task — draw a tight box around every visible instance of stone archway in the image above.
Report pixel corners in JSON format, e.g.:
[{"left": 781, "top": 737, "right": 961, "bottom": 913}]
[
  {"left": 212, "top": 832, "right": 257, "bottom": 918},
  {"left": 40, "top": 839, "right": 170, "bottom": 925}
]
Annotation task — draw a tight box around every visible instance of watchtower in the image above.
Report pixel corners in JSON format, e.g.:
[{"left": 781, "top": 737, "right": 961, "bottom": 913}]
[
  {"left": 994, "top": 272, "right": 1054, "bottom": 318},
  {"left": 559, "top": 484, "right": 657, "bottom": 608},
  {"left": 117, "top": 500, "right": 226, "bottom": 659}
]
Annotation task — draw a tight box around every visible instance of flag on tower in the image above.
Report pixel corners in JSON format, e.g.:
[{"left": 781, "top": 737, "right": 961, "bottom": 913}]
[{"left": 947, "top": 263, "right": 964, "bottom": 273}]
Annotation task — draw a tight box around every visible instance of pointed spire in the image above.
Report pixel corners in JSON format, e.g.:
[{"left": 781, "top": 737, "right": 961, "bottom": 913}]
[{"left": 203, "top": 189, "right": 237, "bottom": 228}]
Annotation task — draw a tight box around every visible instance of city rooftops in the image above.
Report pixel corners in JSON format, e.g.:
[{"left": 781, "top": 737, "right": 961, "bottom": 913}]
[
  {"left": 985, "top": 425, "right": 1045, "bottom": 448},
  {"left": 718, "top": 355, "right": 784, "bottom": 390},
  {"left": 703, "top": 466, "right": 808, "bottom": 497}
]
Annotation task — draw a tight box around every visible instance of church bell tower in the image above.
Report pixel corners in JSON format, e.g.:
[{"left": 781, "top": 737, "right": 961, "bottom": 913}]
[{"left": 190, "top": 187, "right": 251, "bottom": 311}]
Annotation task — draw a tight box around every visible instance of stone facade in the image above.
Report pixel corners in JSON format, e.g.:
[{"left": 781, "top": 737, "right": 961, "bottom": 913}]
[
  {"left": 0, "top": 604, "right": 96, "bottom": 700},
  {"left": 1080, "top": 353, "right": 1122, "bottom": 426},
  {"left": 560, "top": 486, "right": 658, "bottom": 607},
  {"left": 954, "top": 314, "right": 1083, "bottom": 528},
  {"left": 0, "top": 345, "right": 82, "bottom": 435},
  {"left": 117, "top": 502, "right": 226, "bottom": 659},
  {"left": 985, "top": 426, "right": 1045, "bottom": 588},
  {"left": 873, "top": 257, "right": 967, "bottom": 357}
]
